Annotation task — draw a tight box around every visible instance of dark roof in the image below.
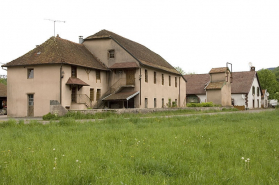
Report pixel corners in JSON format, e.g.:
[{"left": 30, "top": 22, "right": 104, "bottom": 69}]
[
  {"left": 66, "top": 77, "right": 89, "bottom": 86},
  {"left": 231, "top": 71, "right": 258, "bottom": 94},
  {"left": 209, "top": 67, "right": 229, "bottom": 74},
  {"left": 103, "top": 91, "right": 139, "bottom": 101},
  {"left": 184, "top": 74, "right": 210, "bottom": 95},
  {"left": 3, "top": 36, "right": 108, "bottom": 70},
  {"left": 184, "top": 71, "right": 260, "bottom": 95},
  {"left": 0, "top": 83, "right": 7, "bottom": 97},
  {"left": 85, "top": 30, "right": 179, "bottom": 74},
  {"left": 109, "top": 62, "right": 139, "bottom": 69},
  {"left": 206, "top": 81, "right": 225, "bottom": 90}
]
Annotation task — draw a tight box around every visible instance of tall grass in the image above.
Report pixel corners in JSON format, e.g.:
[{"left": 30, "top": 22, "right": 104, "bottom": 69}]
[{"left": 1, "top": 110, "right": 279, "bottom": 184}]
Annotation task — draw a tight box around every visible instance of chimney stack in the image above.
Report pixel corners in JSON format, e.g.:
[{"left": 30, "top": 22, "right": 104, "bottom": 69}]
[
  {"left": 79, "top": 36, "right": 83, "bottom": 44},
  {"left": 250, "top": 66, "right": 255, "bottom": 71}
]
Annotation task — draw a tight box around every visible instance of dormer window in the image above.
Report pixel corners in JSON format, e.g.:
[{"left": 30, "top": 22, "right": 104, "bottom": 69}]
[{"left": 108, "top": 50, "right": 115, "bottom": 58}]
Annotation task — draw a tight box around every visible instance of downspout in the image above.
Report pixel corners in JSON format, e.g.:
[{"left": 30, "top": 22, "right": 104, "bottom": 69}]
[
  {"left": 140, "top": 68, "right": 141, "bottom": 106},
  {"left": 179, "top": 76, "right": 180, "bottom": 107},
  {"left": 60, "top": 64, "right": 63, "bottom": 104}
]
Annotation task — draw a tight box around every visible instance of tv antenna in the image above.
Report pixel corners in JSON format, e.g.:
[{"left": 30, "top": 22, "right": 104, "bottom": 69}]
[{"left": 44, "top": 19, "right": 66, "bottom": 36}]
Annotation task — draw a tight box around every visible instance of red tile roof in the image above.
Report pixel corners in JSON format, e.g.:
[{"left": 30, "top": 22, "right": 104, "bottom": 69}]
[
  {"left": 209, "top": 67, "right": 229, "bottom": 74},
  {"left": 109, "top": 62, "right": 139, "bottom": 69},
  {"left": 85, "top": 30, "right": 179, "bottom": 74},
  {"left": 231, "top": 71, "right": 257, "bottom": 94},
  {"left": 66, "top": 77, "right": 89, "bottom": 86},
  {"left": 206, "top": 81, "right": 225, "bottom": 90},
  {"left": 184, "top": 71, "right": 260, "bottom": 94},
  {"left": 184, "top": 74, "right": 210, "bottom": 95},
  {"left": 3, "top": 36, "right": 108, "bottom": 70}
]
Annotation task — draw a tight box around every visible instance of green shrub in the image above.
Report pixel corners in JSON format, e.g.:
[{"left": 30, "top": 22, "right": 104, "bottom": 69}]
[
  {"left": 187, "top": 102, "right": 214, "bottom": 107},
  {"left": 42, "top": 112, "right": 58, "bottom": 120}
]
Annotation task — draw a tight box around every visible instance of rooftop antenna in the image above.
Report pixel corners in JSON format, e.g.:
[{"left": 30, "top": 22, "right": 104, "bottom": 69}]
[{"left": 44, "top": 19, "right": 66, "bottom": 36}]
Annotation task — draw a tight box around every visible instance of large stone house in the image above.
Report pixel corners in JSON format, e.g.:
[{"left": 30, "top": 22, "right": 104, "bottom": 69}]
[
  {"left": 184, "top": 66, "right": 262, "bottom": 109},
  {"left": 3, "top": 30, "right": 186, "bottom": 117}
]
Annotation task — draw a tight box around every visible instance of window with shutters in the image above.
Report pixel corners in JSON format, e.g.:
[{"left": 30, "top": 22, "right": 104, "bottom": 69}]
[
  {"left": 90, "top": 88, "right": 94, "bottom": 101},
  {"left": 96, "top": 89, "right": 101, "bottom": 101}
]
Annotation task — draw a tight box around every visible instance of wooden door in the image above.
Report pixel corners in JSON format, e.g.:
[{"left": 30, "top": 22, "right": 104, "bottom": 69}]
[
  {"left": 126, "top": 70, "right": 135, "bottom": 85},
  {"left": 28, "top": 94, "right": 34, "bottom": 117},
  {"left": 72, "top": 87, "right": 77, "bottom": 103}
]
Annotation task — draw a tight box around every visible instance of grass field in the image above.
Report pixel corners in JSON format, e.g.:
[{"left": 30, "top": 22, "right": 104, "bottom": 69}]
[{"left": 1, "top": 109, "right": 279, "bottom": 184}]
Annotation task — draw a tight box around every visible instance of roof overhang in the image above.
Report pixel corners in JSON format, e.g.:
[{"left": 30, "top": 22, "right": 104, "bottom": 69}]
[
  {"left": 102, "top": 91, "right": 139, "bottom": 101},
  {"left": 66, "top": 77, "right": 89, "bottom": 90}
]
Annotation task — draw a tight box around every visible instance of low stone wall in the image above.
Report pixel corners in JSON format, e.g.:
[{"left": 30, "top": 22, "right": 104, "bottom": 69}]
[{"left": 69, "top": 107, "right": 228, "bottom": 115}]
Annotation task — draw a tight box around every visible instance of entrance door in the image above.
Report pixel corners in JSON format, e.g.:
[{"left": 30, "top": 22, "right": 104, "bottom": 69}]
[
  {"left": 28, "top": 94, "right": 34, "bottom": 117},
  {"left": 126, "top": 70, "right": 135, "bottom": 85},
  {"left": 72, "top": 87, "right": 77, "bottom": 103}
]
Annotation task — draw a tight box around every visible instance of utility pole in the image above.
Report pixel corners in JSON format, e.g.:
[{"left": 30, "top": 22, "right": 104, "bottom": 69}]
[{"left": 44, "top": 19, "right": 66, "bottom": 36}]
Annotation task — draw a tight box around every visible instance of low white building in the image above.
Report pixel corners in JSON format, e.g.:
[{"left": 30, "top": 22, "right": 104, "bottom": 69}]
[{"left": 231, "top": 67, "right": 262, "bottom": 109}]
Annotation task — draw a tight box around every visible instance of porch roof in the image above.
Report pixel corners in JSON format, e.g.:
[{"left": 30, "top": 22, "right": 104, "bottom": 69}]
[
  {"left": 66, "top": 77, "right": 89, "bottom": 86},
  {"left": 102, "top": 91, "right": 139, "bottom": 101}
]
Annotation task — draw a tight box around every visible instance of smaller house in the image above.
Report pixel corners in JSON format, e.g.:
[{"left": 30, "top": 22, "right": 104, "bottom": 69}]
[
  {"left": 184, "top": 66, "right": 262, "bottom": 109},
  {"left": 231, "top": 67, "right": 262, "bottom": 109}
]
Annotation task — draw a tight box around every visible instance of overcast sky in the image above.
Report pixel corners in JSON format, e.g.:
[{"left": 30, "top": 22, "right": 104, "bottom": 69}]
[{"left": 1, "top": 0, "right": 279, "bottom": 75}]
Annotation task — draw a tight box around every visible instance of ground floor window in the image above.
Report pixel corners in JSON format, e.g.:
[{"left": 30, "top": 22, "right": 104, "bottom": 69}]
[
  {"left": 162, "top": 98, "right": 164, "bottom": 108},
  {"left": 145, "top": 98, "right": 148, "bottom": 108},
  {"left": 90, "top": 88, "right": 94, "bottom": 101},
  {"left": 154, "top": 98, "right": 157, "bottom": 108},
  {"left": 96, "top": 89, "right": 101, "bottom": 101}
]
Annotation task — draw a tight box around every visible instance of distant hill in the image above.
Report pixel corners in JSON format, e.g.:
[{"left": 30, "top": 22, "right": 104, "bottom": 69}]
[{"left": 267, "top": 67, "right": 276, "bottom": 71}]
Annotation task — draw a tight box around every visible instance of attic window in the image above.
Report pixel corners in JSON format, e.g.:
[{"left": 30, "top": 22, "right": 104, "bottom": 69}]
[{"left": 108, "top": 50, "right": 115, "bottom": 58}]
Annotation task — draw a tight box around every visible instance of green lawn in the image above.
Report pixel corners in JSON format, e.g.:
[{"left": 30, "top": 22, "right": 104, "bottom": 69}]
[{"left": 1, "top": 110, "right": 279, "bottom": 184}]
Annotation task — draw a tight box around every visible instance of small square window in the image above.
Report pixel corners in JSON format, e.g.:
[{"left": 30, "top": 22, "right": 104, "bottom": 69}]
[
  {"left": 27, "top": 69, "right": 34, "bottom": 79},
  {"left": 108, "top": 50, "right": 115, "bottom": 58}
]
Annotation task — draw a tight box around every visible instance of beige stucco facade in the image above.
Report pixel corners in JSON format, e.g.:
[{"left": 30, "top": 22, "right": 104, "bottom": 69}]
[
  {"left": 206, "top": 69, "right": 232, "bottom": 106},
  {"left": 7, "top": 37, "right": 186, "bottom": 117},
  {"left": 7, "top": 65, "right": 60, "bottom": 117}
]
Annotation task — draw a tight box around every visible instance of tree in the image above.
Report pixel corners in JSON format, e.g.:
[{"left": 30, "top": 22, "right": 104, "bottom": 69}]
[
  {"left": 271, "top": 66, "right": 279, "bottom": 82},
  {"left": 175, "top": 66, "right": 186, "bottom": 75},
  {"left": 0, "top": 78, "right": 7, "bottom": 85},
  {"left": 257, "top": 69, "right": 279, "bottom": 99}
]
